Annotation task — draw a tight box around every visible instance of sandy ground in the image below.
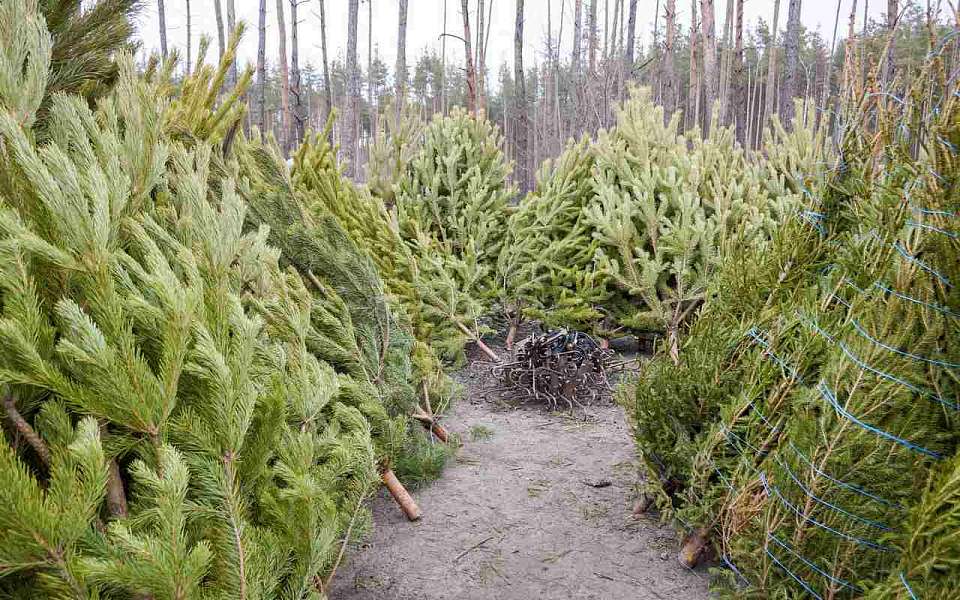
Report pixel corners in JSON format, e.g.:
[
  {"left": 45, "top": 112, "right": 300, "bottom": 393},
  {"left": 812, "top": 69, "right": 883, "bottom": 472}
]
[{"left": 330, "top": 344, "right": 711, "bottom": 600}]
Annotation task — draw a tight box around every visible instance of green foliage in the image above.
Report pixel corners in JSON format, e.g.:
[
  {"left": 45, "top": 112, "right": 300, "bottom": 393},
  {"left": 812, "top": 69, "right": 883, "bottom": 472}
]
[
  {"left": 626, "top": 55, "right": 960, "bottom": 599},
  {"left": 0, "top": 3, "right": 446, "bottom": 596}
]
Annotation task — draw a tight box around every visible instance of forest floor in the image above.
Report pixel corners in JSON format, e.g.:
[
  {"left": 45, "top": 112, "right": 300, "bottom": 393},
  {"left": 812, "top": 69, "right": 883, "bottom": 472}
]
[{"left": 330, "top": 336, "right": 712, "bottom": 600}]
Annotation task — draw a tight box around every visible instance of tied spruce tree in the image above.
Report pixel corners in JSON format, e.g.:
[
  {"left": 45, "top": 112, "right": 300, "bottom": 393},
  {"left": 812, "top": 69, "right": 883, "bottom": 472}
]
[{"left": 626, "top": 41, "right": 960, "bottom": 600}]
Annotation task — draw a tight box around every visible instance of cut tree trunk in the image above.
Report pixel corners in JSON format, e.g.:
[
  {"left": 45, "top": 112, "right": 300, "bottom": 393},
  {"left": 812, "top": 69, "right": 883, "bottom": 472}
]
[
  {"left": 382, "top": 468, "right": 422, "bottom": 521},
  {"left": 455, "top": 321, "right": 500, "bottom": 361}
]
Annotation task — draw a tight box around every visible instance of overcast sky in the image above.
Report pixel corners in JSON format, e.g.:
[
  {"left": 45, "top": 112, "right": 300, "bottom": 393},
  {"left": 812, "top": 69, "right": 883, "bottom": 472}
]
[{"left": 134, "top": 1, "right": 895, "bottom": 76}]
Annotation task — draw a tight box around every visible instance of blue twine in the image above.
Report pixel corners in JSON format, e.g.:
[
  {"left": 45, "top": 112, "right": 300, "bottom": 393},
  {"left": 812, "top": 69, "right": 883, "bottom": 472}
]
[
  {"left": 799, "top": 313, "right": 958, "bottom": 412},
  {"left": 721, "top": 554, "right": 750, "bottom": 586},
  {"left": 846, "top": 316, "right": 960, "bottom": 371},
  {"left": 765, "top": 548, "right": 825, "bottom": 600},
  {"left": 871, "top": 281, "right": 960, "bottom": 319},
  {"left": 907, "top": 220, "right": 959, "bottom": 238},
  {"left": 760, "top": 471, "right": 897, "bottom": 552},
  {"left": 788, "top": 442, "right": 903, "bottom": 511},
  {"left": 900, "top": 572, "right": 919, "bottom": 600},
  {"left": 767, "top": 533, "right": 864, "bottom": 593},
  {"left": 817, "top": 382, "right": 944, "bottom": 460},
  {"left": 800, "top": 210, "right": 827, "bottom": 236},
  {"left": 937, "top": 135, "right": 958, "bottom": 154},
  {"left": 910, "top": 206, "right": 957, "bottom": 218},
  {"left": 775, "top": 457, "right": 894, "bottom": 532},
  {"left": 746, "top": 328, "right": 802, "bottom": 380},
  {"left": 891, "top": 240, "right": 952, "bottom": 287}
]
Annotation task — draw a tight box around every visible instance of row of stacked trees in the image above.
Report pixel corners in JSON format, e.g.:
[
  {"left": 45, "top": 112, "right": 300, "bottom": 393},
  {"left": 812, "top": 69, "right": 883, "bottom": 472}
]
[
  {"left": 499, "top": 86, "right": 820, "bottom": 352},
  {"left": 0, "top": 2, "right": 453, "bottom": 597},
  {"left": 626, "top": 25, "right": 960, "bottom": 599}
]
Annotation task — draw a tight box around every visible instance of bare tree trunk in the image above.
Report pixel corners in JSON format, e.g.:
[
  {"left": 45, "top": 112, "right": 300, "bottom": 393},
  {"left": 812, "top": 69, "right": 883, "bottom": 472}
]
[
  {"left": 662, "top": 0, "right": 676, "bottom": 117},
  {"left": 291, "top": 0, "right": 306, "bottom": 147},
  {"left": 688, "top": 0, "right": 699, "bottom": 130},
  {"left": 699, "top": 0, "right": 717, "bottom": 134},
  {"left": 185, "top": 0, "right": 192, "bottom": 73},
  {"left": 461, "top": 0, "right": 478, "bottom": 115},
  {"left": 276, "top": 0, "right": 292, "bottom": 153},
  {"left": 842, "top": 0, "right": 859, "bottom": 102},
  {"left": 573, "top": 0, "right": 583, "bottom": 73},
  {"left": 884, "top": 0, "right": 899, "bottom": 86},
  {"left": 397, "top": 0, "right": 409, "bottom": 120},
  {"left": 158, "top": 0, "right": 168, "bottom": 58},
  {"left": 214, "top": 0, "right": 225, "bottom": 62},
  {"left": 719, "top": 0, "right": 734, "bottom": 125},
  {"left": 588, "top": 0, "right": 598, "bottom": 74},
  {"left": 346, "top": 0, "right": 360, "bottom": 174},
  {"left": 819, "top": 0, "right": 842, "bottom": 134},
  {"left": 227, "top": 0, "right": 238, "bottom": 86},
  {"left": 763, "top": 0, "right": 781, "bottom": 129},
  {"left": 319, "top": 0, "right": 333, "bottom": 142},
  {"left": 782, "top": 0, "right": 802, "bottom": 126},
  {"left": 625, "top": 0, "right": 637, "bottom": 76},
  {"left": 515, "top": 0, "right": 529, "bottom": 194},
  {"left": 733, "top": 0, "right": 745, "bottom": 143},
  {"left": 477, "top": 0, "right": 486, "bottom": 114},
  {"left": 256, "top": 0, "right": 267, "bottom": 140},
  {"left": 441, "top": 0, "right": 447, "bottom": 114}
]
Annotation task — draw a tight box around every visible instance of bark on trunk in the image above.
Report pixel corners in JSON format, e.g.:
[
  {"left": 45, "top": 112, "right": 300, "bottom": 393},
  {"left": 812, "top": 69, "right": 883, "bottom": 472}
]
[
  {"left": 514, "top": 0, "right": 529, "bottom": 194},
  {"left": 290, "top": 0, "right": 305, "bottom": 147},
  {"left": 733, "top": 0, "right": 746, "bottom": 144},
  {"left": 763, "top": 0, "right": 781, "bottom": 129},
  {"left": 662, "top": 0, "right": 676, "bottom": 118},
  {"left": 884, "top": 0, "right": 898, "bottom": 86},
  {"left": 276, "top": 0, "right": 292, "bottom": 153},
  {"left": 158, "top": 0, "right": 168, "bottom": 58},
  {"left": 396, "top": 0, "right": 408, "bottom": 120},
  {"left": 461, "top": 0, "right": 478, "bottom": 115},
  {"left": 588, "top": 0, "right": 598, "bottom": 74},
  {"left": 699, "top": 0, "right": 717, "bottom": 134},
  {"left": 625, "top": 0, "right": 638, "bottom": 74},
  {"left": 255, "top": 0, "right": 267, "bottom": 140},
  {"left": 226, "top": 0, "right": 238, "bottom": 87},
  {"left": 782, "top": 0, "right": 802, "bottom": 127},
  {"left": 319, "top": 0, "right": 333, "bottom": 142},
  {"left": 185, "top": 0, "right": 192, "bottom": 73},
  {"left": 214, "top": 0, "right": 225, "bottom": 63},
  {"left": 820, "top": 0, "right": 842, "bottom": 134},
  {"left": 687, "top": 0, "right": 700, "bottom": 131},
  {"left": 345, "top": 0, "right": 360, "bottom": 174},
  {"left": 572, "top": 0, "right": 583, "bottom": 73}
]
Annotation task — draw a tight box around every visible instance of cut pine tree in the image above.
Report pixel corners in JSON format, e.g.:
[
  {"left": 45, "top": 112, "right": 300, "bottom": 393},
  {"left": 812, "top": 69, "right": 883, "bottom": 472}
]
[{"left": 382, "top": 468, "right": 423, "bottom": 521}]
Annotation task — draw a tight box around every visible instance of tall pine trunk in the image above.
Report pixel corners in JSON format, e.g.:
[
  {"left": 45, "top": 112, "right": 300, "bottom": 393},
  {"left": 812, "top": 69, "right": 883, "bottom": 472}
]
[
  {"left": 719, "top": 0, "right": 734, "bottom": 126},
  {"left": 763, "top": 0, "right": 781, "bottom": 130},
  {"left": 290, "top": 0, "right": 305, "bottom": 147},
  {"left": 662, "top": 0, "right": 676, "bottom": 118},
  {"left": 158, "top": 0, "right": 168, "bottom": 58},
  {"left": 461, "top": 0, "right": 478, "bottom": 115},
  {"left": 572, "top": 0, "right": 583, "bottom": 73},
  {"left": 514, "top": 0, "right": 529, "bottom": 194},
  {"left": 396, "top": 0, "right": 408, "bottom": 120},
  {"left": 884, "top": 0, "right": 898, "bottom": 86},
  {"left": 733, "top": 0, "right": 746, "bottom": 144},
  {"left": 625, "top": 0, "right": 637, "bottom": 77},
  {"left": 256, "top": 0, "right": 267, "bottom": 140},
  {"left": 782, "top": 0, "right": 802, "bottom": 126},
  {"left": 687, "top": 0, "right": 700, "bottom": 131},
  {"left": 477, "top": 0, "right": 486, "bottom": 114},
  {"left": 346, "top": 0, "right": 360, "bottom": 175},
  {"left": 276, "top": 0, "right": 292, "bottom": 154},
  {"left": 214, "top": 0, "right": 225, "bottom": 63},
  {"left": 185, "top": 0, "right": 192, "bottom": 73},
  {"left": 319, "top": 0, "right": 333, "bottom": 143},
  {"left": 588, "top": 0, "right": 598, "bottom": 74},
  {"left": 226, "top": 0, "right": 237, "bottom": 87},
  {"left": 699, "top": 0, "right": 717, "bottom": 134},
  {"left": 820, "top": 0, "right": 842, "bottom": 134}
]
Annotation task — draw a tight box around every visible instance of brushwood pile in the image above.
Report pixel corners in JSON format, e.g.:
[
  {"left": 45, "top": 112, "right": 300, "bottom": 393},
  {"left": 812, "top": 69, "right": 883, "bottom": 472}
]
[{"left": 1, "top": 1, "right": 958, "bottom": 598}]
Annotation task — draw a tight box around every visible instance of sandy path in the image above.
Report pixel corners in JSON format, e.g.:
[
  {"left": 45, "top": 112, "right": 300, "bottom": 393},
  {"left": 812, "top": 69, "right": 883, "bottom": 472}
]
[{"left": 330, "top": 359, "right": 711, "bottom": 600}]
